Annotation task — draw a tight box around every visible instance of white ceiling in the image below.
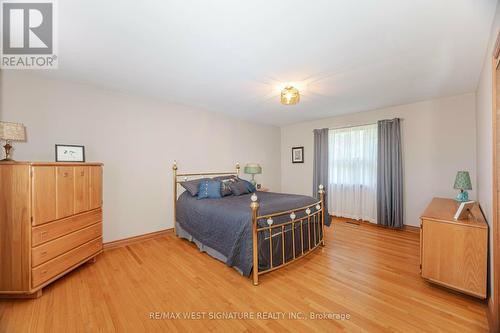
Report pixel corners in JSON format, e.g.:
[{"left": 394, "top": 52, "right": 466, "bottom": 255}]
[{"left": 34, "top": 0, "right": 497, "bottom": 125}]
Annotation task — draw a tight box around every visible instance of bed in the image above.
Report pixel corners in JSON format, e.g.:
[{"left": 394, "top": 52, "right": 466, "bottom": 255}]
[{"left": 172, "top": 162, "right": 326, "bottom": 285}]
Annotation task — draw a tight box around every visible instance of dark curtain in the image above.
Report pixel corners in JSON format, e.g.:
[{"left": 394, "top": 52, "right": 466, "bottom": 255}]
[
  {"left": 377, "top": 118, "right": 404, "bottom": 228},
  {"left": 313, "top": 128, "right": 331, "bottom": 226}
]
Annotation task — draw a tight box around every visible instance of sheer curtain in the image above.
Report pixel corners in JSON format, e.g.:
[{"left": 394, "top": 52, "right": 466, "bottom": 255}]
[{"left": 328, "top": 124, "right": 377, "bottom": 223}]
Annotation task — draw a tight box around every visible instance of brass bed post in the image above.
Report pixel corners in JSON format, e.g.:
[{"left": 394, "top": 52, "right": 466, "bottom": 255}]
[
  {"left": 236, "top": 162, "right": 240, "bottom": 176},
  {"left": 173, "top": 161, "right": 178, "bottom": 235},
  {"left": 319, "top": 184, "right": 325, "bottom": 246},
  {"left": 250, "top": 193, "right": 259, "bottom": 286}
]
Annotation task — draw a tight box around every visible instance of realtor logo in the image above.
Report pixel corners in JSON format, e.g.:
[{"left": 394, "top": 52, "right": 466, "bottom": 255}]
[{"left": 1, "top": 0, "right": 57, "bottom": 69}]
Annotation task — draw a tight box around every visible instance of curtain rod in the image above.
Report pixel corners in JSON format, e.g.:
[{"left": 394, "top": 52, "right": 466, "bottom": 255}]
[
  {"left": 311, "top": 123, "right": 375, "bottom": 133},
  {"left": 328, "top": 122, "right": 377, "bottom": 131},
  {"left": 312, "top": 118, "right": 403, "bottom": 132}
]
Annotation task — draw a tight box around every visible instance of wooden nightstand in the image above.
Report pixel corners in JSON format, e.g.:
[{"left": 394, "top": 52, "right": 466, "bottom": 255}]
[
  {"left": 420, "top": 198, "right": 487, "bottom": 299},
  {"left": 257, "top": 187, "right": 269, "bottom": 192}
]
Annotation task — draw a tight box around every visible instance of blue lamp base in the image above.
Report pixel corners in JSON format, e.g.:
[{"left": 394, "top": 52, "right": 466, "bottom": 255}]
[
  {"left": 250, "top": 175, "right": 257, "bottom": 186},
  {"left": 456, "top": 190, "right": 469, "bottom": 202}
]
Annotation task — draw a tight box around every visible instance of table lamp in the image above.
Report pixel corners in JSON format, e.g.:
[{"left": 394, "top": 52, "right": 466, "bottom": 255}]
[
  {"left": 453, "top": 171, "right": 472, "bottom": 202},
  {"left": 244, "top": 163, "right": 262, "bottom": 186},
  {"left": 0, "top": 122, "right": 26, "bottom": 162}
]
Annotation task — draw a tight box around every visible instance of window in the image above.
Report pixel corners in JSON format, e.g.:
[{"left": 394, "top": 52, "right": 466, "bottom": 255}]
[{"left": 328, "top": 124, "right": 377, "bottom": 222}]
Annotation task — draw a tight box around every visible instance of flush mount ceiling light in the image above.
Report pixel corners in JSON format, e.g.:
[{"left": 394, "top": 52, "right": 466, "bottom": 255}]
[{"left": 280, "top": 86, "right": 300, "bottom": 105}]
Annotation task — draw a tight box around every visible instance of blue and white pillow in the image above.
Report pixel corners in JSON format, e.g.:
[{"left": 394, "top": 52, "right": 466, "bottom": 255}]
[{"left": 197, "top": 180, "right": 222, "bottom": 199}]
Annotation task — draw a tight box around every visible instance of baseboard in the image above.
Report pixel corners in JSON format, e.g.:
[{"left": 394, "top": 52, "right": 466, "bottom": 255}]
[
  {"left": 403, "top": 225, "right": 420, "bottom": 233},
  {"left": 332, "top": 216, "right": 419, "bottom": 232},
  {"left": 103, "top": 228, "right": 173, "bottom": 250}
]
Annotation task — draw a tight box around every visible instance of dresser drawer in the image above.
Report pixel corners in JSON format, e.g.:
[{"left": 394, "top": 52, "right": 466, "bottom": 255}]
[
  {"left": 32, "top": 237, "right": 102, "bottom": 288},
  {"left": 32, "top": 209, "right": 102, "bottom": 246},
  {"left": 32, "top": 223, "right": 102, "bottom": 267}
]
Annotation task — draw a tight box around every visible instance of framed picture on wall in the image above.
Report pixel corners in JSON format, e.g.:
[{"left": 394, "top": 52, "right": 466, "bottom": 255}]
[
  {"left": 292, "top": 146, "right": 304, "bottom": 163},
  {"left": 55, "top": 144, "right": 86, "bottom": 162}
]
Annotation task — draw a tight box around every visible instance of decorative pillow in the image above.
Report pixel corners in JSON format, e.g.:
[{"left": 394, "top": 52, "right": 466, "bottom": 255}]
[
  {"left": 238, "top": 178, "right": 256, "bottom": 193},
  {"left": 220, "top": 178, "right": 236, "bottom": 196},
  {"left": 228, "top": 180, "right": 250, "bottom": 196},
  {"left": 197, "top": 180, "right": 222, "bottom": 199},
  {"left": 180, "top": 178, "right": 210, "bottom": 196},
  {"left": 213, "top": 175, "right": 238, "bottom": 196}
]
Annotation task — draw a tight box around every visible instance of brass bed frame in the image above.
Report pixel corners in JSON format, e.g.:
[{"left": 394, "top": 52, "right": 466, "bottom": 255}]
[{"left": 172, "top": 161, "right": 325, "bottom": 285}]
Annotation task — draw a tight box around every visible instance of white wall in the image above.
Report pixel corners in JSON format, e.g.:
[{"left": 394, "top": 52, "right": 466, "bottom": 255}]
[
  {"left": 0, "top": 72, "right": 281, "bottom": 242},
  {"left": 476, "top": 1, "right": 500, "bottom": 313},
  {"left": 281, "top": 93, "right": 477, "bottom": 227},
  {"left": 0, "top": 71, "right": 480, "bottom": 233}
]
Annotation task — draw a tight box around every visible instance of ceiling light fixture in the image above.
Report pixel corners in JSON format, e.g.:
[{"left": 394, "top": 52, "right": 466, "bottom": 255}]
[{"left": 280, "top": 86, "right": 300, "bottom": 105}]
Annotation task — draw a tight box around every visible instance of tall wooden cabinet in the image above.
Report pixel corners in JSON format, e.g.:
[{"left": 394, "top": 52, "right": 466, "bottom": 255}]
[
  {"left": 0, "top": 162, "right": 103, "bottom": 298},
  {"left": 420, "top": 198, "right": 487, "bottom": 299}
]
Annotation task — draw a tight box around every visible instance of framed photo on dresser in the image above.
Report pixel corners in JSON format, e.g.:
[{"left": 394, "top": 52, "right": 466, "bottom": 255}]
[{"left": 55, "top": 144, "right": 86, "bottom": 162}]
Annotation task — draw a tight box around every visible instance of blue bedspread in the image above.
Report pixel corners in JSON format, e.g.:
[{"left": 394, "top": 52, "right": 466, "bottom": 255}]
[{"left": 176, "top": 191, "right": 317, "bottom": 276}]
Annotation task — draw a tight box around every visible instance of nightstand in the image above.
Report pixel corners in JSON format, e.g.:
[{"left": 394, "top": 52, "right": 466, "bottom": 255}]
[
  {"left": 420, "top": 198, "right": 487, "bottom": 299},
  {"left": 257, "top": 187, "right": 269, "bottom": 192}
]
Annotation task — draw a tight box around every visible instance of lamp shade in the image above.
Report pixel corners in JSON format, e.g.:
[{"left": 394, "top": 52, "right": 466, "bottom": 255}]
[
  {"left": 0, "top": 122, "right": 26, "bottom": 141},
  {"left": 244, "top": 163, "right": 262, "bottom": 175},
  {"left": 453, "top": 171, "right": 472, "bottom": 190}
]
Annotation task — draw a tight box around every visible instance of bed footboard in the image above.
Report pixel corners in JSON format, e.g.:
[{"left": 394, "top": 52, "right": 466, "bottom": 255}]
[{"left": 250, "top": 185, "right": 326, "bottom": 286}]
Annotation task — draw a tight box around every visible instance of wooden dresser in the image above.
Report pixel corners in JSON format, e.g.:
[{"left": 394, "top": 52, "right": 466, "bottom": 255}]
[
  {"left": 0, "top": 162, "right": 103, "bottom": 298},
  {"left": 420, "top": 198, "right": 487, "bottom": 299}
]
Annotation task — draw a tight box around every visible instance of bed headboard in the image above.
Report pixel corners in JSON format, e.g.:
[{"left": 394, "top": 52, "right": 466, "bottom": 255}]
[
  {"left": 173, "top": 161, "right": 239, "bottom": 181},
  {"left": 173, "top": 161, "right": 240, "bottom": 191},
  {"left": 172, "top": 161, "right": 240, "bottom": 231}
]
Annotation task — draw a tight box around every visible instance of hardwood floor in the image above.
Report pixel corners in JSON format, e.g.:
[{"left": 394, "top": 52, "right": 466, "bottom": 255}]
[{"left": 0, "top": 219, "right": 489, "bottom": 332}]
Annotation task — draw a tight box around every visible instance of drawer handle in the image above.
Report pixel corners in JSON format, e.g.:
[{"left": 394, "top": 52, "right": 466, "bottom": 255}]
[
  {"left": 40, "top": 231, "right": 48, "bottom": 237},
  {"left": 41, "top": 270, "right": 48, "bottom": 275},
  {"left": 63, "top": 172, "right": 68, "bottom": 177},
  {"left": 41, "top": 251, "right": 47, "bottom": 256},
  {"left": 80, "top": 171, "right": 85, "bottom": 176}
]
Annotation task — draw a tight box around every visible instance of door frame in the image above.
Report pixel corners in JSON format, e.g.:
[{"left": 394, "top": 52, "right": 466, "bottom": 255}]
[{"left": 491, "top": 30, "right": 500, "bottom": 333}]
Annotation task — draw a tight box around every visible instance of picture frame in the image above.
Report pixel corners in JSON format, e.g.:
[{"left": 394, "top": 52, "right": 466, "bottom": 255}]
[
  {"left": 292, "top": 146, "right": 304, "bottom": 163},
  {"left": 55, "top": 144, "right": 85, "bottom": 162},
  {"left": 453, "top": 201, "right": 475, "bottom": 221}
]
